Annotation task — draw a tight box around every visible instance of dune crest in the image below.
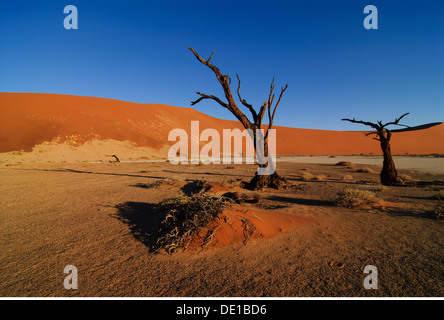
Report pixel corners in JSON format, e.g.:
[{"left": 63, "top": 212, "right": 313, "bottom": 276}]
[{"left": 1, "top": 93, "right": 443, "bottom": 162}]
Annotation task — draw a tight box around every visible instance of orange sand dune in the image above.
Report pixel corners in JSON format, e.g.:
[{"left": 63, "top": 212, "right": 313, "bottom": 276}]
[{"left": 0, "top": 93, "right": 443, "bottom": 157}]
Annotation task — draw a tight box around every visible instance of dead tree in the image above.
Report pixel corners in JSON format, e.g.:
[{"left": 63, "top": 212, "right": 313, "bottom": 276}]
[
  {"left": 342, "top": 113, "right": 410, "bottom": 186},
  {"left": 189, "top": 47, "right": 288, "bottom": 190},
  {"left": 105, "top": 154, "right": 120, "bottom": 163}
]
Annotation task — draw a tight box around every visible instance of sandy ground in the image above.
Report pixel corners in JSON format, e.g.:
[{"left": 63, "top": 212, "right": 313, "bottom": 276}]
[
  {"left": 0, "top": 160, "right": 443, "bottom": 297},
  {"left": 279, "top": 156, "right": 444, "bottom": 174}
]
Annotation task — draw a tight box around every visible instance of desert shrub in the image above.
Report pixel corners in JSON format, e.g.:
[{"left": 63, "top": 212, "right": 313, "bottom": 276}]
[
  {"left": 301, "top": 172, "right": 327, "bottom": 181},
  {"left": 335, "top": 161, "right": 354, "bottom": 167},
  {"left": 358, "top": 177, "right": 381, "bottom": 185},
  {"left": 342, "top": 175, "right": 354, "bottom": 181},
  {"left": 301, "top": 172, "right": 314, "bottom": 181},
  {"left": 135, "top": 179, "right": 174, "bottom": 189},
  {"left": 356, "top": 168, "right": 374, "bottom": 173},
  {"left": 335, "top": 188, "right": 381, "bottom": 208},
  {"left": 155, "top": 194, "right": 231, "bottom": 253},
  {"left": 222, "top": 191, "right": 261, "bottom": 204},
  {"left": 431, "top": 190, "right": 444, "bottom": 200},
  {"left": 375, "top": 185, "right": 388, "bottom": 192},
  {"left": 398, "top": 174, "right": 415, "bottom": 182},
  {"left": 433, "top": 203, "right": 444, "bottom": 220}
]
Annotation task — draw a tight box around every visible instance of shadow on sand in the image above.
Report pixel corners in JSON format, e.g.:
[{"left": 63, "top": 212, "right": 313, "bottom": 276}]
[
  {"left": 380, "top": 205, "right": 441, "bottom": 220},
  {"left": 113, "top": 201, "right": 164, "bottom": 252},
  {"left": 15, "top": 167, "right": 166, "bottom": 180},
  {"left": 267, "top": 195, "right": 334, "bottom": 207}
]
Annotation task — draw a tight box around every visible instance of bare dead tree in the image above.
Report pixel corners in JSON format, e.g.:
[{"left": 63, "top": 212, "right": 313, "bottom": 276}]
[
  {"left": 189, "top": 47, "right": 288, "bottom": 190},
  {"left": 105, "top": 154, "right": 120, "bottom": 163},
  {"left": 342, "top": 113, "right": 410, "bottom": 186}
]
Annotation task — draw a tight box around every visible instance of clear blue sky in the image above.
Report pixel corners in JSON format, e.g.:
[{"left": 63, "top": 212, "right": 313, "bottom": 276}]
[{"left": 0, "top": 0, "right": 443, "bottom": 130}]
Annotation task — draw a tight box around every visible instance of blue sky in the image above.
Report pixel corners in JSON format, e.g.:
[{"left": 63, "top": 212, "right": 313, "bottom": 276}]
[{"left": 0, "top": 0, "right": 443, "bottom": 130}]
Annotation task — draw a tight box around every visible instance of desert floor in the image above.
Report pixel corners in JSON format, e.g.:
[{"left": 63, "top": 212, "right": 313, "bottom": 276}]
[{"left": 0, "top": 160, "right": 443, "bottom": 297}]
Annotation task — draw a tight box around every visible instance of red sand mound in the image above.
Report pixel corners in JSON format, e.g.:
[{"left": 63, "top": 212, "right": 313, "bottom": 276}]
[
  {"left": 1, "top": 93, "right": 443, "bottom": 156},
  {"left": 188, "top": 206, "right": 313, "bottom": 251}
]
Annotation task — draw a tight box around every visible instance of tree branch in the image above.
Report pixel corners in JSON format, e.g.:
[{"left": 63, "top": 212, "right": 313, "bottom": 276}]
[
  {"left": 191, "top": 92, "right": 229, "bottom": 109},
  {"left": 258, "top": 78, "right": 275, "bottom": 127},
  {"left": 236, "top": 74, "right": 258, "bottom": 123},
  {"left": 189, "top": 47, "right": 253, "bottom": 130},
  {"left": 341, "top": 118, "right": 381, "bottom": 131},
  {"left": 383, "top": 112, "right": 410, "bottom": 128},
  {"left": 188, "top": 47, "right": 288, "bottom": 135},
  {"left": 266, "top": 84, "right": 288, "bottom": 139}
]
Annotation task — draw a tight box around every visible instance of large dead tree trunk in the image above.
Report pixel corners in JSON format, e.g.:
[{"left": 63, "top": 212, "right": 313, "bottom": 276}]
[
  {"left": 189, "top": 47, "right": 288, "bottom": 190},
  {"left": 342, "top": 113, "right": 410, "bottom": 186},
  {"left": 379, "top": 130, "right": 398, "bottom": 185}
]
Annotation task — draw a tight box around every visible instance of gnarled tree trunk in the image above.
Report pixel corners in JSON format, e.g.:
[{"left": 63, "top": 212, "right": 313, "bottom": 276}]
[
  {"left": 245, "top": 138, "right": 287, "bottom": 189},
  {"left": 379, "top": 131, "right": 398, "bottom": 185}
]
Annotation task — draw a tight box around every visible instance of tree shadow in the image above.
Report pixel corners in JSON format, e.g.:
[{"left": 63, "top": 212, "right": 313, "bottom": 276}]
[
  {"left": 16, "top": 167, "right": 165, "bottom": 180},
  {"left": 398, "top": 195, "right": 439, "bottom": 201},
  {"left": 267, "top": 195, "right": 334, "bottom": 207},
  {"left": 181, "top": 180, "right": 205, "bottom": 196},
  {"left": 113, "top": 202, "right": 165, "bottom": 252},
  {"left": 381, "top": 206, "right": 439, "bottom": 220},
  {"left": 162, "top": 169, "right": 252, "bottom": 178}
]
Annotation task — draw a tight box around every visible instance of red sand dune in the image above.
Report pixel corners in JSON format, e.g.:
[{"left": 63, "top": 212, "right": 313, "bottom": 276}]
[{"left": 0, "top": 92, "right": 443, "bottom": 155}]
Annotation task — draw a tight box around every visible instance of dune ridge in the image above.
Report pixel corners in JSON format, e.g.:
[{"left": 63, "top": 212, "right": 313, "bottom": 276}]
[{"left": 0, "top": 93, "right": 443, "bottom": 162}]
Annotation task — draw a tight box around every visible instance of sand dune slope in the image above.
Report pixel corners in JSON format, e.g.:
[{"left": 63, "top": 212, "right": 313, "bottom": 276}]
[{"left": 0, "top": 93, "right": 442, "bottom": 161}]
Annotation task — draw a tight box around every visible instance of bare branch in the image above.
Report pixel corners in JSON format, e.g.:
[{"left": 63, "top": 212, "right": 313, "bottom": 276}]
[
  {"left": 341, "top": 118, "right": 381, "bottom": 131},
  {"left": 258, "top": 78, "right": 276, "bottom": 126},
  {"left": 236, "top": 74, "right": 258, "bottom": 122},
  {"left": 191, "top": 92, "right": 229, "bottom": 109},
  {"left": 207, "top": 51, "right": 215, "bottom": 63},
  {"left": 271, "top": 84, "right": 288, "bottom": 122},
  {"left": 266, "top": 84, "right": 288, "bottom": 139},
  {"left": 188, "top": 47, "right": 252, "bottom": 129},
  {"left": 383, "top": 112, "right": 410, "bottom": 128},
  {"left": 342, "top": 113, "right": 410, "bottom": 131}
]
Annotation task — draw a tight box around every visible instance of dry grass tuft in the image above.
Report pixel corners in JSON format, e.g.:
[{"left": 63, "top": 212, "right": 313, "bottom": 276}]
[
  {"left": 155, "top": 194, "right": 232, "bottom": 254},
  {"left": 342, "top": 175, "right": 354, "bottom": 181},
  {"left": 433, "top": 203, "right": 444, "bottom": 220},
  {"left": 398, "top": 174, "right": 416, "bottom": 182},
  {"left": 301, "top": 172, "right": 326, "bottom": 181},
  {"left": 335, "top": 188, "right": 381, "bottom": 208},
  {"left": 301, "top": 172, "right": 314, "bottom": 181},
  {"left": 335, "top": 161, "right": 354, "bottom": 167},
  {"left": 136, "top": 179, "right": 174, "bottom": 189},
  {"left": 431, "top": 190, "right": 444, "bottom": 200},
  {"left": 312, "top": 174, "right": 327, "bottom": 181}
]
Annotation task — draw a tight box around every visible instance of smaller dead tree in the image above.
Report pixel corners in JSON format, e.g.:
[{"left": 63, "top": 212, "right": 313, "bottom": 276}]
[
  {"left": 342, "top": 113, "right": 410, "bottom": 186},
  {"left": 105, "top": 154, "right": 120, "bottom": 163}
]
